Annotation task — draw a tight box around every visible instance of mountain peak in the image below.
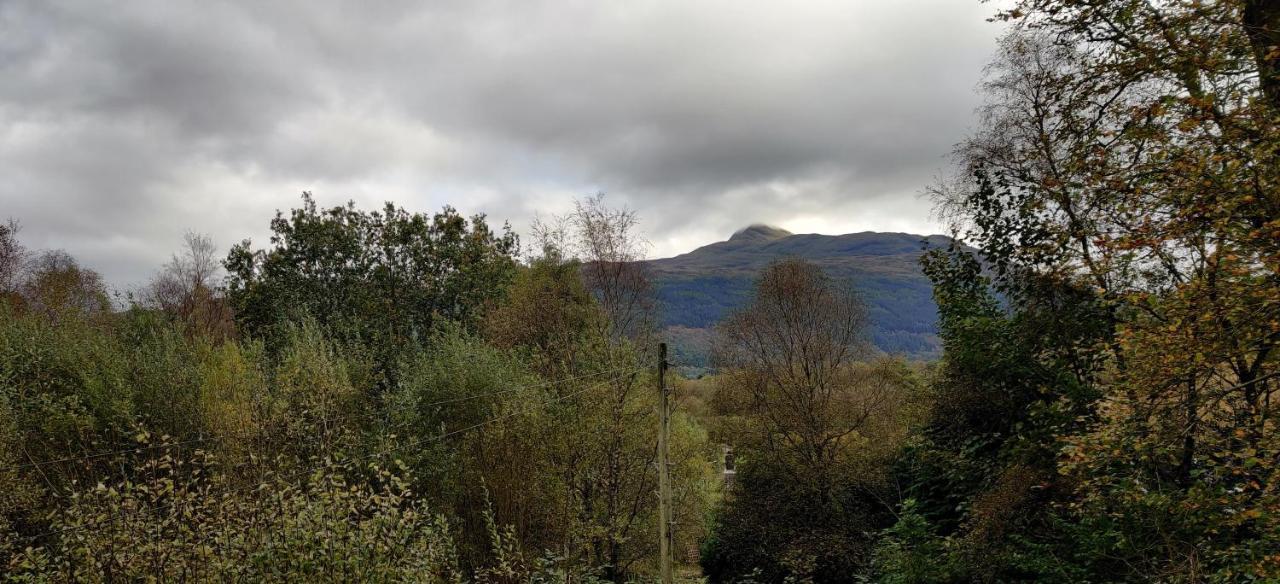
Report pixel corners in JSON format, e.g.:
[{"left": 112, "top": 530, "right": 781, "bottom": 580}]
[
  {"left": 728, "top": 224, "right": 792, "bottom": 243},
  {"left": 651, "top": 227, "right": 945, "bottom": 366}
]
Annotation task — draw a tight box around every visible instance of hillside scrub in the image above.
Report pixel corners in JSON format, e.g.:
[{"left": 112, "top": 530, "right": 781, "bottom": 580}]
[{"left": 0, "top": 197, "right": 718, "bottom": 582}]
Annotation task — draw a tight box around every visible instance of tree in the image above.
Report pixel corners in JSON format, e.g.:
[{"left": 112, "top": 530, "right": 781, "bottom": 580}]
[
  {"left": 484, "top": 256, "right": 600, "bottom": 378},
  {"left": 0, "top": 219, "right": 24, "bottom": 300},
  {"left": 954, "top": 3, "right": 1280, "bottom": 417},
  {"left": 146, "top": 232, "right": 234, "bottom": 341},
  {"left": 715, "top": 259, "right": 875, "bottom": 472},
  {"left": 900, "top": 1, "right": 1280, "bottom": 579},
  {"left": 571, "top": 194, "right": 656, "bottom": 346},
  {"left": 704, "top": 259, "right": 912, "bottom": 583},
  {"left": 224, "top": 193, "right": 519, "bottom": 387},
  {"left": 523, "top": 195, "right": 673, "bottom": 582},
  {"left": 531, "top": 193, "right": 656, "bottom": 348},
  {"left": 869, "top": 240, "right": 1108, "bottom": 583},
  {"left": 20, "top": 250, "right": 110, "bottom": 321},
  {"left": 0, "top": 200, "right": 713, "bottom": 582}
]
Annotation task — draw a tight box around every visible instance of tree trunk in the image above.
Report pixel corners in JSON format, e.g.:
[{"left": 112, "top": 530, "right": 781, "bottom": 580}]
[
  {"left": 1178, "top": 375, "right": 1198, "bottom": 488},
  {"left": 1244, "top": 0, "right": 1280, "bottom": 112}
]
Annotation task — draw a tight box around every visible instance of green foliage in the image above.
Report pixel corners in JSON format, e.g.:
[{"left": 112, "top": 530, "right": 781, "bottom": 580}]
[
  {"left": 483, "top": 256, "right": 603, "bottom": 375},
  {"left": 6, "top": 449, "right": 464, "bottom": 582},
  {"left": 115, "top": 308, "right": 205, "bottom": 438},
  {"left": 700, "top": 456, "right": 886, "bottom": 583},
  {"left": 224, "top": 193, "right": 519, "bottom": 387},
  {"left": 866, "top": 241, "right": 1110, "bottom": 583},
  {"left": 259, "top": 320, "right": 371, "bottom": 458},
  {"left": 0, "top": 306, "right": 137, "bottom": 476},
  {"left": 899, "top": 2, "right": 1280, "bottom": 578},
  {"left": 1, "top": 198, "right": 718, "bottom": 582},
  {"left": 192, "top": 338, "right": 267, "bottom": 460},
  {"left": 0, "top": 294, "right": 711, "bottom": 582},
  {"left": 0, "top": 385, "right": 39, "bottom": 552},
  {"left": 868, "top": 5, "right": 1280, "bottom": 571},
  {"left": 870, "top": 500, "right": 954, "bottom": 584},
  {"left": 701, "top": 261, "right": 926, "bottom": 583},
  {"left": 386, "top": 325, "right": 544, "bottom": 556}
]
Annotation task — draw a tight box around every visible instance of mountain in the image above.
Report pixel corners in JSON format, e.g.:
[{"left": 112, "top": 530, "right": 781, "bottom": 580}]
[{"left": 647, "top": 225, "right": 952, "bottom": 372}]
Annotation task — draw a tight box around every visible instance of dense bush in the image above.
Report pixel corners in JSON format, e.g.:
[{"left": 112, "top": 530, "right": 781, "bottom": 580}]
[
  {"left": 0, "top": 196, "right": 718, "bottom": 582},
  {"left": 224, "top": 193, "right": 519, "bottom": 389},
  {"left": 6, "top": 449, "right": 464, "bottom": 582}
]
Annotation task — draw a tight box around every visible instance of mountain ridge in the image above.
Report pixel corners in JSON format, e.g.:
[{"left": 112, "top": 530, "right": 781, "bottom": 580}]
[{"left": 648, "top": 226, "right": 950, "bottom": 372}]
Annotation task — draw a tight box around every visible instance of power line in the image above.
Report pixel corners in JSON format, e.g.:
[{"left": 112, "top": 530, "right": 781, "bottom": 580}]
[
  {"left": 3, "top": 436, "right": 212, "bottom": 474},
  {"left": 408, "top": 365, "right": 638, "bottom": 408}
]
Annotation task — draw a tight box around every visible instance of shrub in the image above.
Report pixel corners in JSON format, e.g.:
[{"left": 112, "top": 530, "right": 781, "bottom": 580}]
[{"left": 5, "top": 449, "right": 464, "bottom": 582}]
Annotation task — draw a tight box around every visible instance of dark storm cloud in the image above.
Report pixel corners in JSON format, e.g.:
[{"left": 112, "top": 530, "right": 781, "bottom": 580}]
[{"left": 0, "top": 0, "right": 1003, "bottom": 287}]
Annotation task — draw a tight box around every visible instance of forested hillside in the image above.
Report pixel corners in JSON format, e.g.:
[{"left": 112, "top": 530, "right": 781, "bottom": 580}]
[{"left": 649, "top": 226, "right": 952, "bottom": 370}]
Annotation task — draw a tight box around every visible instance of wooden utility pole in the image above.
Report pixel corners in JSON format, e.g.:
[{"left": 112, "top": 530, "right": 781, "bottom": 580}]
[{"left": 657, "top": 343, "right": 674, "bottom": 584}]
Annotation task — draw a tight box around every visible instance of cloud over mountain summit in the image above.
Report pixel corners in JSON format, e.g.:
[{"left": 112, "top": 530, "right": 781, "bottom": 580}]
[{"left": 0, "top": 0, "right": 1002, "bottom": 285}]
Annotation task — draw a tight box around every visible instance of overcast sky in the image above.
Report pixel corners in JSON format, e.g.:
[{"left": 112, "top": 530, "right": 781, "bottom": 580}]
[{"left": 1, "top": 0, "right": 1004, "bottom": 288}]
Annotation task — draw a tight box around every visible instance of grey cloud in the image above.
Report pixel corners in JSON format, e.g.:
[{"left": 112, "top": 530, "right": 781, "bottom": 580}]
[{"left": 0, "top": 0, "right": 1003, "bottom": 286}]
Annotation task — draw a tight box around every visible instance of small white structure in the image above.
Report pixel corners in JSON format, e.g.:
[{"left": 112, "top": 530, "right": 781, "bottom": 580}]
[{"left": 722, "top": 445, "right": 736, "bottom": 489}]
